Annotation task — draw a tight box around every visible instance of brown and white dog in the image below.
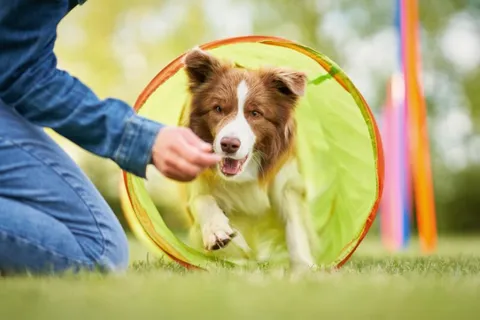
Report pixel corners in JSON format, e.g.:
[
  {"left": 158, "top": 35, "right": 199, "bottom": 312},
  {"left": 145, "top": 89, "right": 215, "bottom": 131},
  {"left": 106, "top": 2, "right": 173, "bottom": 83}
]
[{"left": 181, "top": 48, "right": 317, "bottom": 271}]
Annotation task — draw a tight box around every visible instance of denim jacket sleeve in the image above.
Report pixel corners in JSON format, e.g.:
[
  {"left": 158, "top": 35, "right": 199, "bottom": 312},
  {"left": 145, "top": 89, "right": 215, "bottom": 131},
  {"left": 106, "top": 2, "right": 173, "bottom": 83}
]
[{"left": 0, "top": 0, "right": 164, "bottom": 178}]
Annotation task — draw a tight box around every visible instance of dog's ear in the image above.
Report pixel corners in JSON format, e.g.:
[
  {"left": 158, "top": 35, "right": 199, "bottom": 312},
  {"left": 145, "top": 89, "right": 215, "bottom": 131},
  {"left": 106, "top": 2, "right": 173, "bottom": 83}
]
[
  {"left": 183, "top": 47, "right": 223, "bottom": 92},
  {"left": 264, "top": 68, "right": 308, "bottom": 98}
]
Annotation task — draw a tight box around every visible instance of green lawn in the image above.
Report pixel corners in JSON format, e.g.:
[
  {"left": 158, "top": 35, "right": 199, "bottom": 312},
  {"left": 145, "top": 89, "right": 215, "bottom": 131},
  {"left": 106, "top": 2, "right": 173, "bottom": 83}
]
[{"left": 1, "top": 235, "right": 480, "bottom": 320}]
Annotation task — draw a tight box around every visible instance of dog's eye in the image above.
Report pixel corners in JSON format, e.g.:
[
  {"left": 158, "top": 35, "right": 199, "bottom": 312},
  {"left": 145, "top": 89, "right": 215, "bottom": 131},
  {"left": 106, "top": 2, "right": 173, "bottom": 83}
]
[
  {"left": 251, "top": 110, "right": 260, "bottom": 117},
  {"left": 214, "top": 105, "right": 222, "bottom": 113}
]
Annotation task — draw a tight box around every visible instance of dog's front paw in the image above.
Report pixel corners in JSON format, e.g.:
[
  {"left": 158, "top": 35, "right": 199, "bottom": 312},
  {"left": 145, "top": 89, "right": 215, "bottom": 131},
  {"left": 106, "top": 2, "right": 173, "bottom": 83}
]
[
  {"left": 291, "top": 260, "right": 319, "bottom": 276},
  {"left": 202, "top": 218, "right": 237, "bottom": 251},
  {"left": 291, "top": 256, "right": 318, "bottom": 273}
]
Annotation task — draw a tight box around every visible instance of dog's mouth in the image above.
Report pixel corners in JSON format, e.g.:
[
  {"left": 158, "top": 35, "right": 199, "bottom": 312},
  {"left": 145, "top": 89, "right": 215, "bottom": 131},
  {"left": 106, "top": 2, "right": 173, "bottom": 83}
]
[{"left": 220, "top": 155, "right": 249, "bottom": 177}]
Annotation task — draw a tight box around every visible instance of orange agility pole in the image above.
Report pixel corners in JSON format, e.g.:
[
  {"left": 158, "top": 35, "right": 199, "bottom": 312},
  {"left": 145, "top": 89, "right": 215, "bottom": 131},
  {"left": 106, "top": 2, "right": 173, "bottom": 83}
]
[{"left": 402, "top": 0, "right": 437, "bottom": 252}]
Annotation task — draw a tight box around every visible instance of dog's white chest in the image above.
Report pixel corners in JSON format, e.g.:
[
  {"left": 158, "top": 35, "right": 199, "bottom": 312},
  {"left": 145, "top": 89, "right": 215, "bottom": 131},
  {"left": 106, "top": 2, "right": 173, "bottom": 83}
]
[{"left": 211, "top": 182, "right": 271, "bottom": 216}]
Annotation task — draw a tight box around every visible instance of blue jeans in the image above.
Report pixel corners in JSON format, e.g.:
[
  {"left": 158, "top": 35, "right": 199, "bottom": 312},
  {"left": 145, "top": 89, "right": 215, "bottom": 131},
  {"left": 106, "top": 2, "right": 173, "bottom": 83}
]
[{"left": 0, "top": 103, "right": 129, "bottom": 275}]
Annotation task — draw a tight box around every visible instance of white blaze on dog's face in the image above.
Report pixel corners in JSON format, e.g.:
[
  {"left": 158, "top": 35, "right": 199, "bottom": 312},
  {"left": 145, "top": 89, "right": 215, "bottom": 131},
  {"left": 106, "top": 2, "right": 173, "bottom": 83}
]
[
  {"left": 183, "top": 48, "right": 307, "bottom": 181},
  {"left": 213, "top": 80, "right": 256, "bottom": 180}
]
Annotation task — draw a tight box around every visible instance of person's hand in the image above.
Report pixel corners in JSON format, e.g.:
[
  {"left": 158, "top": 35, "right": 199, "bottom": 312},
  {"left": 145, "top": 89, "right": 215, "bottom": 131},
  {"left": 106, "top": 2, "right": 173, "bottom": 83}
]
[{"left": 151, "top": 126, "right": 221, "bottom": 182}]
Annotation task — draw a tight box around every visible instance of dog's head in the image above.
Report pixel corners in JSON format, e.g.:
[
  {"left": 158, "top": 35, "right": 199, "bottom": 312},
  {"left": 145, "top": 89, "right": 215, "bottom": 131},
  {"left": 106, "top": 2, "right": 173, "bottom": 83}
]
[{"left": 183, "top": 48, "right": 307, "bottom": 182}]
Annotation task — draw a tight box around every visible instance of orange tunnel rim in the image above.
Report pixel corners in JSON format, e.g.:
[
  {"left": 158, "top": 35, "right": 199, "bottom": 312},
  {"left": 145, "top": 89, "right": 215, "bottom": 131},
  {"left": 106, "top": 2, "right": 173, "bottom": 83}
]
[{"left": 123, "top": 34, "right": 385, "bottom": 271}]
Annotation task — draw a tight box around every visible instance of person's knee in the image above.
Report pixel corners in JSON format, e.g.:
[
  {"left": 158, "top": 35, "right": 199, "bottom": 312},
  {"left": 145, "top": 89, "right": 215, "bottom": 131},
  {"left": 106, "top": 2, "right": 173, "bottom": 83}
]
[
  {"left": 111, "top": 229, "right": 130, "bottom": 272},
  {"left": 99, "top": 224, "right": 130, "bottom": 273}
]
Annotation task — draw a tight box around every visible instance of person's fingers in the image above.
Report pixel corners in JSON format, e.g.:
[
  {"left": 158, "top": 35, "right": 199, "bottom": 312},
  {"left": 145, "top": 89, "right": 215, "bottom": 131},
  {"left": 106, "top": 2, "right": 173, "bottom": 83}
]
[
  {"left": 151, "top": 127, "right": 221, "bottom": 182},
  {"left": 182, "top": 128, "right": 213, "bottom": 152},
  {"left": 159, "top": 158, "right": 193, "bottom": 182},
  {"left": 162, "top": 168, "right": 193, "bottom": 182},
  {"left": 166, "top": 154, "right": 202, "bottom": 178},
  {"left": 171, "top": 136, "right": 221, "bottom": 167}
]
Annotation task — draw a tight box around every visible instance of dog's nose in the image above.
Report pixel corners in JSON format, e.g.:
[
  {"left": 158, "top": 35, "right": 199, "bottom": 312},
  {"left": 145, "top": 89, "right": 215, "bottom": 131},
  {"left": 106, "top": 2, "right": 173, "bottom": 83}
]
[{"left": 220, "top": 137, "right": 241, "bottom": 154}]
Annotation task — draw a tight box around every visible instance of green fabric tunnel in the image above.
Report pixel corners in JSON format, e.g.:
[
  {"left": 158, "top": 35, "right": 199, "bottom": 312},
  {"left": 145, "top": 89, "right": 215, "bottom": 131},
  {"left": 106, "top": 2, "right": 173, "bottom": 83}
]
[{"left": 120, "top": 36, "right": 384, "bottom": 271}]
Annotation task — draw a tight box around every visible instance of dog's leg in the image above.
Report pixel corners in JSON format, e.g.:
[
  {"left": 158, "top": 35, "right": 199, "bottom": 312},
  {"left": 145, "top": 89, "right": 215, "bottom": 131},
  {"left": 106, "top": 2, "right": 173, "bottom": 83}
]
[
  {"left": 191, "top": 195, "right": 237, "bottom": 251},
  {"left": 271, "top": 161, "right": 317, "bottom": 271},
  {"left": 282, "top": 190, "right": 317, "bottom": 271}
]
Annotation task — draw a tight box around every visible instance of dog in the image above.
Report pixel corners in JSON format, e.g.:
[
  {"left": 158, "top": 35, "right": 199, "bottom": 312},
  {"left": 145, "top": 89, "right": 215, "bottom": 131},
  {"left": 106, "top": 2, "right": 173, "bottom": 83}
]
[{"left": 180, "top": 48, "right": 318, "bottom": 271}]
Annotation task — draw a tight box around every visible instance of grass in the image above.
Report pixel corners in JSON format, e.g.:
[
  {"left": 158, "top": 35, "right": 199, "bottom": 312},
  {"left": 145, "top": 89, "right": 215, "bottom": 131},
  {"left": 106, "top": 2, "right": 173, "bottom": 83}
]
[{"left": 1, "top": 235, "right": 480, "bottom": 320}]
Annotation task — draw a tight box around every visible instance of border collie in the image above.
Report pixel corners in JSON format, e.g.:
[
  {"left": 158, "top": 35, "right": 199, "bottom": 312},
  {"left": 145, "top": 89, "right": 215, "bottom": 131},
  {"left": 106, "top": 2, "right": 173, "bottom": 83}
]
[{"left": 182, "top": 48, "right": 317, "bottom": 271}]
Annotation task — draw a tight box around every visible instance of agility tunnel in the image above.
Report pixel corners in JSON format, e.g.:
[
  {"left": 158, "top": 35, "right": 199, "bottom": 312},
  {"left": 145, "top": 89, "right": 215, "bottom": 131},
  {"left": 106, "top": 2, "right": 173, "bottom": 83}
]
[{"left": 120, "top": 36, "right": 384, "bottom": 270}]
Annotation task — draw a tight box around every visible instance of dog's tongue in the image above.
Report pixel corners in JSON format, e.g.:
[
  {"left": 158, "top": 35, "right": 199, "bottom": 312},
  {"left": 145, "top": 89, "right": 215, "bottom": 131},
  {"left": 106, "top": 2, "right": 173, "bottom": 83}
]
[{"left": 222, "top": 158, "right": 241, "bottom": 175}]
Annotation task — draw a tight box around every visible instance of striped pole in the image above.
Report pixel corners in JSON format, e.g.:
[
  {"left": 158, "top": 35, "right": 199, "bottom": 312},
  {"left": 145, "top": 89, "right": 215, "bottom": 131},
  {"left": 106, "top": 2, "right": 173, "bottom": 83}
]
[
  {"left": 381, "top": 0, "right": 437, "bottom": 252},
  {"left": 380, "top": 0, "right": 411, "bottom": 251},
  {"left": 396, "top": 0, "right": 411, "bottom": 249}
]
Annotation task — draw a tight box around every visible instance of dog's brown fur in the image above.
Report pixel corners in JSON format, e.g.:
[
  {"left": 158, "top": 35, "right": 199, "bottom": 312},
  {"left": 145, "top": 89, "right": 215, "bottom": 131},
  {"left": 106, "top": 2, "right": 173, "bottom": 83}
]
[
  {"left": 184, "top": 49, "right": 306, "bottom": 180},
  {"left": 179, "top": 48, "right": 317, "bottom": 270}
]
